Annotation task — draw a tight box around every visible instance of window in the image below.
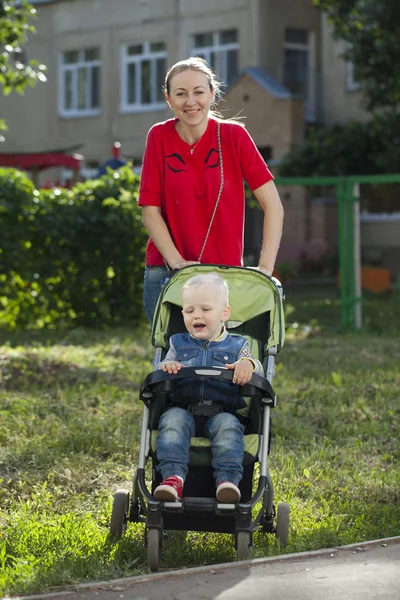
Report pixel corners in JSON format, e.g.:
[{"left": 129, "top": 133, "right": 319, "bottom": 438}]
[
  {"left": 346, "top": 61, "right": 361, "bottom": 92},
  {"left": 121, "top": 41, "right": 167, "bottom": 112},
  {"left": 59, "top": 48, "right": 101, "bottom": 117},
  {"left": 283, "top": 28, "right": 316, "bottom": 121},
  {"left": 191, "top": 29, "right": 239, "bottom": 86}
]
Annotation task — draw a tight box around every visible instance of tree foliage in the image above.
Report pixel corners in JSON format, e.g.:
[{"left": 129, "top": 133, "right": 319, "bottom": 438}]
[
  {"left": 0, "top": 1, "right": 47, "bottom": 131},
  {"left": 280, "top": 113, "right": 400, "bottom": 178},
  {"left": 280, "top": 115, "right": 400, "bottom": 211},
  {"left": 280, "top": 1, "right": 400, "bottom": 181},
  {"left": 314, "top": 0, "right": 400, "bottom": 112}
]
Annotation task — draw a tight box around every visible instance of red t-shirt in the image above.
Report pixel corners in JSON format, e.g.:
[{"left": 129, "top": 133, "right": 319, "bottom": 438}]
[{"left": 138, "top": 117, "right": 273, "bottom": 266}]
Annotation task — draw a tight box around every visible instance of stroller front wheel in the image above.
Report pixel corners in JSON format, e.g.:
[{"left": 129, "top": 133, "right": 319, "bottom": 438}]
[
  {"left": 109, "top": 489, "right": 130, "bottom": 539},
  {"left": 275, "top": 502, "right": 290, "bottom": 546},
  {"left": 147, "top": 527, "right": 161, "bottom": 572},
  {"left": 236, "top": 531, "right": 251, "bottom": 560}
]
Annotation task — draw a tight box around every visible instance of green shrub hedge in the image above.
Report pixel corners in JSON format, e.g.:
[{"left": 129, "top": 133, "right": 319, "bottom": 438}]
[{"left": 0, "top": 166, "right": 147, "bottom": 329}]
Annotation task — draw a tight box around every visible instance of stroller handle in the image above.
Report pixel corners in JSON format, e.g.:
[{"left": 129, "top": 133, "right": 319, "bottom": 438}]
[{"left": 139, "top": 367, "right": 276, "bottom": 408}]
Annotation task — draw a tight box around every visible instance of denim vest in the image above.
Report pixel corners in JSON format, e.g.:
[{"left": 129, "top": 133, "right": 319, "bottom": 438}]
[{"left": 170, "top": 333, "right": 248, "bottom": 410}]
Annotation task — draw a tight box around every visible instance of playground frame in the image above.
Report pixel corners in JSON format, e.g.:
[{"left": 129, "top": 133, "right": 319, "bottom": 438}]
[{"left": 275, "top": 174, "right": 400, "bottom": 331}]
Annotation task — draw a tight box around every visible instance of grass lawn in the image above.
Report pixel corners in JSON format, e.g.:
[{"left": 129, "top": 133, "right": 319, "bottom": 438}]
[{"left": 0, "top": 285, "right": 399, "bottom": 595}]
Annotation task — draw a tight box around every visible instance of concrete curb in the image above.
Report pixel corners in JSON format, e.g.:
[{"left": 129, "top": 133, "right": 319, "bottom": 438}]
[{"left": 4, "top": 535, "right": 400, "bottom": 600}]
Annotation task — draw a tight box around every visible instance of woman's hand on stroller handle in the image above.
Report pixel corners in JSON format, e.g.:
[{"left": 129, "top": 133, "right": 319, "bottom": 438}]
[
  {"left": 255, "top": 265, "right": 273, "bottom": 277},
  {"left": 169, "top": 259, "right": 201, "bottom": 270}
]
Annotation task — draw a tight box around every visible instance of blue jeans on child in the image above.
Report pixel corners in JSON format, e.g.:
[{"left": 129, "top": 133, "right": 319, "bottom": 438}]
[
  {"left": 143, "top": 266, "right": 169, "bottom": 324},
  {"left": 156, "top": 407, "right": 245, "bottom": 486}
]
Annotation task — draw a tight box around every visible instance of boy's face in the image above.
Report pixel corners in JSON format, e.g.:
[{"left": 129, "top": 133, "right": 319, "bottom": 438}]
[{"left": 182, "top": 284, "right": 231, "bottom": 341}]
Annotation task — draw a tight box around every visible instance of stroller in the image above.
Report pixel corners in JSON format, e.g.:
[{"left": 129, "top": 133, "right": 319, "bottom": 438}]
[{"left": 109, "top": 265, "right": 289, "bottom": 571}]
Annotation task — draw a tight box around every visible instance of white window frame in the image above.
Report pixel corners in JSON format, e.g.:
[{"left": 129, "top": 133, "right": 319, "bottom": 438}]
[
  {"left": 58, "top": 48, "right": 101, "bottom": 118},
  {"left": 191, "top": 30, "right": 239, "bottom": 87},
  {"left": 284, "top": 29, "right": 316, "bottom": 122},
  {"left": 346, "top": 61, "right": 361, "bottom": 92},
  {"left": 120, "top": 41, "right": 167, "bottom": 113}
]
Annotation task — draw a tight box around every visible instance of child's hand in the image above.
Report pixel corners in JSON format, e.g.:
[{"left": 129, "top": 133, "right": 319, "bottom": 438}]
[
  {"left": 225, "top": 359, "right": 254, "bottom": 385},
  {"left": 161, "top": 361, "right": 184, "bottom": 374}
]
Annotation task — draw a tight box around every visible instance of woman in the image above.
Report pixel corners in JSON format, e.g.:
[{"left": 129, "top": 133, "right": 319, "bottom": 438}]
[{"left": 138, "top": 56, "right": 284, "bottom": 324}]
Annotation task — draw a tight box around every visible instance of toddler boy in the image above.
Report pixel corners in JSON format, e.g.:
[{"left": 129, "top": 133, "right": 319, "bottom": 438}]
[{"left": 154, "top": 273, "right": 263, "bottom": 504}]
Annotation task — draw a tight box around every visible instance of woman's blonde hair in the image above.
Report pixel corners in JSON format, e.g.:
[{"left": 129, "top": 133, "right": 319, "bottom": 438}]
[
  {"left": 164, "top": 56, "right": 244, "bottom": 123},
  {"left": 164, "top": 56, "right": 222, "bottom": 97}
]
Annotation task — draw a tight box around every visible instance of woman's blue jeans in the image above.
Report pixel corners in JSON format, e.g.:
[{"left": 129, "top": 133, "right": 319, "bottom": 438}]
[
  {"left": 156, "top": 407, "right": 245, "bottom": 486},
  {"left": 143, "top": 266, "right": 169, "bottom": 325}
]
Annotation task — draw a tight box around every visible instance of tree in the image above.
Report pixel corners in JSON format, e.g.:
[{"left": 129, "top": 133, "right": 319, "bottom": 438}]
[
  {"left": 279, "top": 1, "right": 400, "bottom": 182},
  {"left": 0, "top": 0, "right": 47, "bottom": 133},
  {"left": 280, "top": 114, "right": 400, "bottom": 178},
  {"left": 314, "top": 0, "right": 400, "bottom": 112}
]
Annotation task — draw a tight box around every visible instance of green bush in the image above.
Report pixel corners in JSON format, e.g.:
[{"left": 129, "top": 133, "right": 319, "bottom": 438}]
[
  {"left": 279, "top": 115, "right": 400, "bottom": 212},
  {"left": 279, "top": 120, "right": 386, "bottom": 178},
  {"left": 280, "top": 113, "right": 400, "bottom": 178},
  {"left": 0, "top": 166, "right": 147, "bottom": 329}
]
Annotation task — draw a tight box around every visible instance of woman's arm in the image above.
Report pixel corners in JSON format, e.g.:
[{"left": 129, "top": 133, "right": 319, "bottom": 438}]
[
  {"left": 253, "top": 180, "right": 284, "bottom": 276},
  {"left": 141, "top": 206, "right": 199, "bottom": 269},
  {"left": 139, "top": 127, "right": 197, "bottom": 269}
]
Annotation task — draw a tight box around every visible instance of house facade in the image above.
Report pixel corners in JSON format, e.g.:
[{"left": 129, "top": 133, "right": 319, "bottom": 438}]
[
  {"left": 1, "top": 0, "right": 365, "bottom": 168},
  {"left": 1, "top": 0, "right": 374, "bottom": 272}
]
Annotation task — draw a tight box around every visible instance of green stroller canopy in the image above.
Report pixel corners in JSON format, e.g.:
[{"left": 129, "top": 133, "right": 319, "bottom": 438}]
[{"left": 151, "top": 265, "right": 285, "bottom": 352}]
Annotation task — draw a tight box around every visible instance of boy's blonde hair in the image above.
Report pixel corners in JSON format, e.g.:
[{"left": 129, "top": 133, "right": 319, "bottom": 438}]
[{"left": 182, "top": 273, "right": 229, "bottom": 306}]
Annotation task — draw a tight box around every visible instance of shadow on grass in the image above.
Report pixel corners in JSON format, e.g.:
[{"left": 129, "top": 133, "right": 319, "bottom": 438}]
[
  {"left": 0, "top": 351, "right": 144, "bottom": 391},
  {"left": 0, "top": 323, "right": 152, "bottom": 349}
]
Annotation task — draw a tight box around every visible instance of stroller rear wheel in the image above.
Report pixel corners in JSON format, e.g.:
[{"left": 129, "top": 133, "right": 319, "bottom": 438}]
[
  {"left": 109, "top": 489, "right": 130, "bottom": 539},
  {"left": 275, "top": 502, "right": 290, "bottom": 546},
  {"left": 236, "top": 531, "right": 251, "bottom": 560},
  {"left": 147, "top": 527, "right": 161, "bottom": 572}
]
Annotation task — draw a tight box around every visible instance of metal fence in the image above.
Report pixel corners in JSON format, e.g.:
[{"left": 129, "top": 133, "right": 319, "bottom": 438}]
[{"left": 275, "top": 174, "right": 400, "bottom": 331}]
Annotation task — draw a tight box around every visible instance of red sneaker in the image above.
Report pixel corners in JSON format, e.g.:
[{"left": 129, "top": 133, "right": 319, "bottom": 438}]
[
  {"left": 216, "top": 481, "right": 241, "bottom": 503},
  {"left": 154, "top": 476, "right": 183, "bottom": 501}
]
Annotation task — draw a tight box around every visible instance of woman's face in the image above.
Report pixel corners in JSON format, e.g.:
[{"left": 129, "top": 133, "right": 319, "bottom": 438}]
[{"left": 166, "top": 69, "right": 215, "bottom": 129}]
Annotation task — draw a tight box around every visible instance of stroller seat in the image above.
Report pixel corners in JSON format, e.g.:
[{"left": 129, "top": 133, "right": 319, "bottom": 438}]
[
  {"left": 150, "top": 431, "right": 261, "bottom": 468},
  {"left": 149, "top": 332, "right": 263, "bottom": 465},
  {"left": 109, "top": 264, "right": 288, "bottom": 571},
  {"left": 148, "top": 316, "right": 272, "bottom": 500}
]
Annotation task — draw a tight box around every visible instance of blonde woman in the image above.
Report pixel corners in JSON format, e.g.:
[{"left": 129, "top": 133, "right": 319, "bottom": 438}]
[{"left": 138, "top": 57, "right": 284, "bottom": 323}]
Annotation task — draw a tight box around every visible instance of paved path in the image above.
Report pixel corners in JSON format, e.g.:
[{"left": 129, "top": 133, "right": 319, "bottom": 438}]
[{"left": 9, "top": 537, "right": 400, "bottom": 600}]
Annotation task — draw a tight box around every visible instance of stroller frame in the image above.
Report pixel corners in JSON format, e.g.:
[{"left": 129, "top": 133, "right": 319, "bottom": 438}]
[{"left": 109, "top": 266, "right": 289, "bottom": 571}]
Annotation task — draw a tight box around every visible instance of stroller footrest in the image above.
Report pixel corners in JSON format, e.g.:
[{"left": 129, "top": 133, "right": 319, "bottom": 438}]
[{"left": 183, "top": 496, "right": 216, "bottom": 512}]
